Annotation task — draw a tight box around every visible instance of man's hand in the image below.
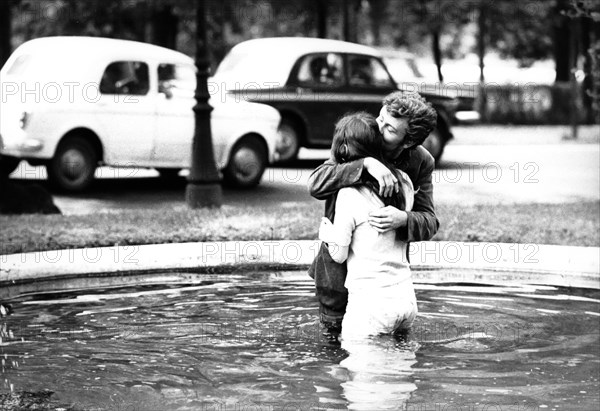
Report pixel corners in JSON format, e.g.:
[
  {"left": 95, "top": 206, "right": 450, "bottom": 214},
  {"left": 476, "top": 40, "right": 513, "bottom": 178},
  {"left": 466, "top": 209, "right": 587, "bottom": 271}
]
[
  {"left": 363, "top": 157, "right": 399, "bottom": 197},
  {"left": 368, "top": 206, "right": 407, "bottom": 233}
]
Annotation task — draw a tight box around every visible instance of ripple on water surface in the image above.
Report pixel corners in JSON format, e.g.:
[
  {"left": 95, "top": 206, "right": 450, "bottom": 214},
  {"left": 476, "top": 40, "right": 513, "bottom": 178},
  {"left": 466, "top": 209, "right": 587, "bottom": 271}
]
[{"left": 0, "top": 271, "right": 598, "bottom": 411}]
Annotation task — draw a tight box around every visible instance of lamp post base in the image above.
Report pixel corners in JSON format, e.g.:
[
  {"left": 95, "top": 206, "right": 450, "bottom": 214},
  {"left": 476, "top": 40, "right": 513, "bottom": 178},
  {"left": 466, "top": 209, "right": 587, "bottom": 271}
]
[{"left": 185, "top": 182, "right": 222, "bottom": 208}]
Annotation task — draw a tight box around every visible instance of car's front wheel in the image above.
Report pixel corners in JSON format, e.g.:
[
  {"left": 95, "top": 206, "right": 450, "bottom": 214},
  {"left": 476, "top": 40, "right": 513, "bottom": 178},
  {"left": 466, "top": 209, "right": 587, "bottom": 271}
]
[
  {"left": 223, "top": 136, "right": 268, "bottom": 188},
  {"left": 422, "top": 128, "right": 445, "bottom": 164},
  {"left": 48, "top": 137, "right": 98, "bottom": 192}
]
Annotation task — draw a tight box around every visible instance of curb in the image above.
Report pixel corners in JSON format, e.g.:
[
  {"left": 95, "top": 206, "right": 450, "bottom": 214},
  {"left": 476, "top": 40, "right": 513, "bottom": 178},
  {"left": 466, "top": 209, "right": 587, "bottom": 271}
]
[{"left": 1, "top": 240, "right": 598, "bottom": 289}]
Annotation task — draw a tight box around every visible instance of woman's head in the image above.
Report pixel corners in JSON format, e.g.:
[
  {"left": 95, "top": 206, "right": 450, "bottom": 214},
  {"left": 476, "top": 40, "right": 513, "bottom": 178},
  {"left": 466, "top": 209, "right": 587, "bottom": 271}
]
[
  {"left": 331, "top": 112, "right": 407, "bottom": 210},
  {"left": 331, "top": 112, "right": 382, "bottom": 163}
]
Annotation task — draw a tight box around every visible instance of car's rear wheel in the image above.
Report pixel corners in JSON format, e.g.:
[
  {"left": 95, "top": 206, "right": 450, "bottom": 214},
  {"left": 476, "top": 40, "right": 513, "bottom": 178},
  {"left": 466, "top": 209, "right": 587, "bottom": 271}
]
[
  {"left": 275, "top": 117, "right": 301, "bottom": 163},
  {"left": 0, "top": 155, "right": 21, "bottom": 177},
  {"left": 48, "top": 137, "right": 98, "bottom": 192},
  {"left": 422, "top": 128, "right": 445, "bottom": 165},
  {"left": 223, "top": 136, "right": 268, "bottom": 188}
]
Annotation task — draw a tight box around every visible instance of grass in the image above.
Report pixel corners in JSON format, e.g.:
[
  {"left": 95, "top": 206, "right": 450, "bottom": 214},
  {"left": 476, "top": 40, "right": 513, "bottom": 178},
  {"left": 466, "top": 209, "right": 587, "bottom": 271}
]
[
  {"left": 1, "top": 201, "right": 598, "bottom": 255},
  {"left": 435, "top": 202, "right": 599, "bottom": 246}
]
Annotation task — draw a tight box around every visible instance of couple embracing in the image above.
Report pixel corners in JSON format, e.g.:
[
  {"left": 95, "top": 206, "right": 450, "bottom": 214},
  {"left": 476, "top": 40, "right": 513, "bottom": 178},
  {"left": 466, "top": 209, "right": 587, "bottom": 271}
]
[{"left": 308, "top": 91, "right": 439, "bottom": 343}]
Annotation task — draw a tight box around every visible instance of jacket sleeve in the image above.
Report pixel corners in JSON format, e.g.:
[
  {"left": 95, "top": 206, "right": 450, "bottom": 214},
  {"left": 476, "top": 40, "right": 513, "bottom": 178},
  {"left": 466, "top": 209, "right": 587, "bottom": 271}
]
[
  {"left": 308, "top": 158, "right": 364, "bottom": 200},
  {"left": 400, "top": 150, "right": 440, "bottom": 242},
  {"left": 326, "top": 188, "right": 357, "bottom": 263}
]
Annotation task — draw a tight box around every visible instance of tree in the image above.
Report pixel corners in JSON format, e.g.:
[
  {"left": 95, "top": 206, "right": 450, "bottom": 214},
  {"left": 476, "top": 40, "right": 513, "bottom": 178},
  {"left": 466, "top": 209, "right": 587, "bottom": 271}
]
[
  {"left": 0, "top": 0, "right": 14, "bottom": 68},
  {"left": 568, "top": 0, "right": 600, "bottom": 123},
  {"left": 150, "top": 3, "right": 179, "bottom": 49},
  {"left": 485, "top": 0, "right": 555, "bottom": 67},
  {"left": 554, "top": 0, "right": 572, "bottom": 81},
  {"left": 316, "top": 0, "right": 328, "bottom": 38},
  {"left": 367, "top": 0, "right": 386, "bottom": 46},
  {"left": 382, "top": 1, "right": 474, "bottom": 82}
]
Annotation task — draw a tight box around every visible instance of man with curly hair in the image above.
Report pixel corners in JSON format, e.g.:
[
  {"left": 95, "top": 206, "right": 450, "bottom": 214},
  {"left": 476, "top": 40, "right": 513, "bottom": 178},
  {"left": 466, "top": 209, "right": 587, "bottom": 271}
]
[{"left": 308, "top": 91, "right": 439, "bottom": 331}]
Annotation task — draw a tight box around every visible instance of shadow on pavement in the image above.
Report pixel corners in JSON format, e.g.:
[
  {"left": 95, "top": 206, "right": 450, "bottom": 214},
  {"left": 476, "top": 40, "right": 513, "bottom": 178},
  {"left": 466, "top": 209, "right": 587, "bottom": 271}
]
[
  {"left": 10, "top": 173, "right": 316, "bottom": 213},
  {"left": 435, "top": 160, "right": 487, "bottom": 170}
]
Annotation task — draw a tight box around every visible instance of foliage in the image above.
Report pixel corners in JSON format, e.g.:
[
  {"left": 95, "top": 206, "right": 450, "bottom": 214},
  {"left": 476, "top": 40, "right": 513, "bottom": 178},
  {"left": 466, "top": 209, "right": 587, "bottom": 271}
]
[
  {"left": 485, "top": 0, "right": 555, "bottom": 67},
  {"left": 6, "top": 0, "right": 557, "bottom": 66}
]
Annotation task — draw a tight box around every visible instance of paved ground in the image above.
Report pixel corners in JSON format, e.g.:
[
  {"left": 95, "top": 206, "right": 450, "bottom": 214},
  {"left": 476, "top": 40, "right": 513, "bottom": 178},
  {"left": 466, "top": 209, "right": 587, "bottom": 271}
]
[{"left": 8, "top": 125, "right": 600, "bottom": 214}]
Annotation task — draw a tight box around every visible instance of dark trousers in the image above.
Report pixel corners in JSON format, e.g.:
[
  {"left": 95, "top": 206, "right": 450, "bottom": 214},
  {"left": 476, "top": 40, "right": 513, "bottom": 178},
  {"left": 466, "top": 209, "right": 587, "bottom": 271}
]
[{"left": 308, "top": 242, "right": 348, "bottom": 328}]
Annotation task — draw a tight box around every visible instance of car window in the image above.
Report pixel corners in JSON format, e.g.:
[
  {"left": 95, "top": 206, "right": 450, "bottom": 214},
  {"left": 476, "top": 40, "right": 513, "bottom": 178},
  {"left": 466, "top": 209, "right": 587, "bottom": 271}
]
[
  {"left": 295, "top": 53, "right": 344, "bottom": 87},
  {"left": 348, "top": 55, "right": 394, "bottom": 88},
  {"left": 158, "top": 63, "right": 196, "bottom": 98},
  {"left": 100, "top": 61, "right": 149, "bottom": 95}
]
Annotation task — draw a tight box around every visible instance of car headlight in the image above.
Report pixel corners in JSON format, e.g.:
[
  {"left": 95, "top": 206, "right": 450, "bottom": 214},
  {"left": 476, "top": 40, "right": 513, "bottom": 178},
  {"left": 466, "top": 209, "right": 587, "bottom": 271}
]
[{"left": 19, "top": 112, "right": 30, "bottom": 129}]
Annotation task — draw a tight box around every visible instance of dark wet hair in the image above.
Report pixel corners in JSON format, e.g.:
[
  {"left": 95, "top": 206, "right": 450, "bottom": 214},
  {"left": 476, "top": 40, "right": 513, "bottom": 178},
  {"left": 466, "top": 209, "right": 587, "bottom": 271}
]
[
  {"left": 382, "top": 91, "right": 437, "bottom": 147},
  {"left": 331, "top": 112, "right": 407, "bottom": 210}
]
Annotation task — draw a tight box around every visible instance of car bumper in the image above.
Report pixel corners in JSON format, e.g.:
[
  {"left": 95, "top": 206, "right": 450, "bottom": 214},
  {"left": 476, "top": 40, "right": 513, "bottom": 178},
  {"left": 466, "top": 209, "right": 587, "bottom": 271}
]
[
  {"left": 0, "top": 131, "right": 46, "bottom": 158},
  {"left": 454, "top": 110, "right": 481, "bottom": 123}
]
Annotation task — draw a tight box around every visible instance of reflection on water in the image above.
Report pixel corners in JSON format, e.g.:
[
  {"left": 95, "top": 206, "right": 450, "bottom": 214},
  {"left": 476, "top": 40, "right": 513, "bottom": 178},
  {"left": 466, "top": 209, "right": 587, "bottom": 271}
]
[
  {"left": 0, "top": 271, "right": 599, "bottom": 410},
  {"left": 339, "top": 337, "right": 418, "bottom": 410}
]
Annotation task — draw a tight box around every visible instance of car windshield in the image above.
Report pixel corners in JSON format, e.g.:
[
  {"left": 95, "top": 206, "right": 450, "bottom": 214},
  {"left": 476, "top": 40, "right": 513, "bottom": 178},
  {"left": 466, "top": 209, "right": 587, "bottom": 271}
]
[
  {"left": 3, "top": 50, "right": 82, "bottom": 79},
  {"left": 5, "top": 54, "right": 34, "bottom": 76},
  {"left": 214, "top": 48, "right": 292, "bottom": 87}
]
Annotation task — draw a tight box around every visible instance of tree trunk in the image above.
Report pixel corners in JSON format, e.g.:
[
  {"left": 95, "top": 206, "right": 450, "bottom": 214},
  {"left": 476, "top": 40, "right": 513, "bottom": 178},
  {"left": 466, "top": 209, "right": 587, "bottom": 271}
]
[
  {"left": 369, "top": 0, "right": 386, "bottom": 46},
  {"left": 0, "top": 0, "right": 13, "bottom": 68},
  {"left": 114, "top": 0, "right": 123, "bottom": 39},
  {"left": 152, "top": 5, "right": 179, "bottom": 50},
  {"left": 554, "top": 0, "right": 571, "bottom": 82},
  {"left": 432, "top": 29, "right": 443, "bottom": 82},
  {"left": 581, "top": 15, "right": 593, "bottom": 123},
  {"left": 343, "top": 0, "right": 350, "bottom": 41},
  {"left": 350, "top": 0, "right": 360, "bottom": 43},
  {"left": 144, "top": 0, "right": 154, "bottom": 43},
  {"left": 316, "top": 0, "right": 327, "bottom": 39},
  {"left": 477, "top": 1, "right": 487, "bottom": 121},
  {"left": 568, "top": 17, "right": 580, "bottom": 139}
]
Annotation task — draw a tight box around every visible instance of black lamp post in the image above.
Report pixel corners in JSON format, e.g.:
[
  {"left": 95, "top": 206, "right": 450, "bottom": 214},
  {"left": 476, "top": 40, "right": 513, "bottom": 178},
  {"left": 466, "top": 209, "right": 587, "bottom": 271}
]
[{"left": 186, "top": 0, "right": 223, "bottom": 208}]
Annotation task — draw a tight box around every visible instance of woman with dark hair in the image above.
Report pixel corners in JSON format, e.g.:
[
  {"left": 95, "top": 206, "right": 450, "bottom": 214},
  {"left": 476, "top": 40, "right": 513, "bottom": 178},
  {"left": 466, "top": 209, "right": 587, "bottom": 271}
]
[
  {"left": 318, "top": 111, "right": 417, "bottom": 340},
  {"left": 327, "top": 112, "right": 408, "bottom": 211}
]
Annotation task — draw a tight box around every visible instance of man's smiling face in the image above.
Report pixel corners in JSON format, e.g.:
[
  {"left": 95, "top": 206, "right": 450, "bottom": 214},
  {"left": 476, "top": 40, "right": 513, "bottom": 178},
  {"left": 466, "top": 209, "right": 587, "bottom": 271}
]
[{"left": 376, "top": 106, "right": 409, "bottom": 152}]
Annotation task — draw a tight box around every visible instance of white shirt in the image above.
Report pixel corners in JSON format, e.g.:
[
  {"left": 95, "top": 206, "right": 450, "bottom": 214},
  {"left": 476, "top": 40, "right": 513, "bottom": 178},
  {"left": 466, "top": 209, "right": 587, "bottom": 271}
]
[{"left": 322, "top": 174, "right": 414, "bottom": 292}]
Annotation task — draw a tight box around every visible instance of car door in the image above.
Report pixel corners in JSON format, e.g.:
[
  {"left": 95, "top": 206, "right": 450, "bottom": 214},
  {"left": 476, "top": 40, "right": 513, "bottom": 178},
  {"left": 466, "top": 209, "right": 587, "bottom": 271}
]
[
  {"left": 345, "top": 54, "right": 398, "bottom": 118},
  {"left": 153, "top": 62, "right": 196, "bottom": 167},
  {"left": 287, "top": 52, "right": 350, "bottom": 145},
  {"left": 97, "top": 61, "right": 155, "bottom": 164}
]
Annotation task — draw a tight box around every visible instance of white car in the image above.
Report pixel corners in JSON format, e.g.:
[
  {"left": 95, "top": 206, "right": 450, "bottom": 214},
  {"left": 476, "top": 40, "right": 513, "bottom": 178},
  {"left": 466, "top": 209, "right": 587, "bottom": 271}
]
[{"left": 0, "top": 36, "right": 281, "bottom": 191}]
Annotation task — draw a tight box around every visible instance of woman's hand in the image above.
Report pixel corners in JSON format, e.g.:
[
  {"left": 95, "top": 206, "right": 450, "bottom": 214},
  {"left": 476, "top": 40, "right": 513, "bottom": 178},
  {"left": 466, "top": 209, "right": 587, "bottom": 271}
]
[
  {"left": 363, "top": 157, "right": 399, "bottom": 197},
  {"left": 368, "top": 206, "right": 407, "bottom": 233}
]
